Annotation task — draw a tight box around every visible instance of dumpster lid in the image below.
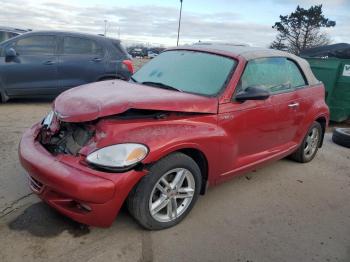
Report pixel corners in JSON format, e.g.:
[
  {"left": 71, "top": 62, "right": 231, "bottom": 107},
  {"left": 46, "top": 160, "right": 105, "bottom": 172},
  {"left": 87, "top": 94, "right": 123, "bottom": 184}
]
[{"left": 300, "top": 43, "right": 350, "bottom": 59}]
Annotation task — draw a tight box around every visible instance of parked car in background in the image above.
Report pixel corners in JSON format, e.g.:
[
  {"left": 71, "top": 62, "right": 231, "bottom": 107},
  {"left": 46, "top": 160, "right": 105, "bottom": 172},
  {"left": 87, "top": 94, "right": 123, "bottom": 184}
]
[
  {"left": 127, "top": 46, "right": 165, "bottom": 58},
  {"left": 0, "top": 31, "right": 133, "bottom": 102},
  {"left": 0, "top": 26, "right": 29, "bottom": 43},
  {"left": 147, "top": 50, "right": 159, "bottom": 59},
  {"left": 19, "top": 45, "right": 329, "bottom": 230},
  {"left": 129, "top": 48, "right": 145, "bottom": 58}
]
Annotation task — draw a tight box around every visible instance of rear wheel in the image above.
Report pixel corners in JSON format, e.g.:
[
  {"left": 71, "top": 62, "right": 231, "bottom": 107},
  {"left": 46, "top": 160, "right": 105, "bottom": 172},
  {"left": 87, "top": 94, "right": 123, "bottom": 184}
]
[
  {"left": 127, "top": 152, "right": 201, "bottom": 230},
  {"left": 290, "top": 122, "right": 322, "bottom": 163}
]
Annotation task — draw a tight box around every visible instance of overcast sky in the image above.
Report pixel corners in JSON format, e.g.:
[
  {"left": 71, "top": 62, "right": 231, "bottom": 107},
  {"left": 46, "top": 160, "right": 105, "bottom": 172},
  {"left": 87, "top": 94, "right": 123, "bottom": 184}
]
[{"left": 1, "top": 0, "right": 349, "bottom": 47}]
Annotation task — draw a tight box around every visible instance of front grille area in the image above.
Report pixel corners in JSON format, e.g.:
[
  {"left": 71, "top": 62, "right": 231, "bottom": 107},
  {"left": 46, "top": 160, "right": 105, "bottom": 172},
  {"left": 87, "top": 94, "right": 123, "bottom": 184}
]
[
  {"left": 38, "top": 122, "right": 95, "bottom": 156},
  {"left": 29, "top": 176, "right": 44, "bottom": 194}
]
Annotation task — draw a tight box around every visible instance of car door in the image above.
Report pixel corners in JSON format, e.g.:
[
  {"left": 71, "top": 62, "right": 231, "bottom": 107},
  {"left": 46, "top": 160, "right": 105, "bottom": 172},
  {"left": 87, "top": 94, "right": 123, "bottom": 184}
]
[
  {"left": 1, "top": 34, "right": 59, "bottom": 96},
  {"left": 217, "top": 57, "right": 300, "bottom": 179},
  {"left": 273, "top": 59, "right": 308, "bottom": 145},
  {"left": 57, "top": 36, "right": 106, "bottom": 92}
]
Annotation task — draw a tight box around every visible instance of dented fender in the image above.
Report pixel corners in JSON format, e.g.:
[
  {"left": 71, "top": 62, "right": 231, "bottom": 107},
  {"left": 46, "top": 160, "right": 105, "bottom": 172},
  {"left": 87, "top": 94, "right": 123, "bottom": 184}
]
[{"left": 81, "top": 113, "right": 224, "bottom": 185}]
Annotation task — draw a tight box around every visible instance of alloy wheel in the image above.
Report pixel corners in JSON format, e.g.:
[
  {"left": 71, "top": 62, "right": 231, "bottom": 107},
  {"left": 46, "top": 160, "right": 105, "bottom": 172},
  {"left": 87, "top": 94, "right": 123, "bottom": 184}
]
[
  {"left": 304, "top": 127, "right": 319, "bottom": 158},
  {"left": 149, "top": 168, "right": 195, "bottom": 223}
]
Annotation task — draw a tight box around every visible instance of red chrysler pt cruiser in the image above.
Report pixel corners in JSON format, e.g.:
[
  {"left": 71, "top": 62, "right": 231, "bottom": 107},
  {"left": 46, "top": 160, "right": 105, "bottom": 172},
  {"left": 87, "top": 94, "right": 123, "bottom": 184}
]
[{"left": 19, "top": 45, "right": 329, "bottom": 229}]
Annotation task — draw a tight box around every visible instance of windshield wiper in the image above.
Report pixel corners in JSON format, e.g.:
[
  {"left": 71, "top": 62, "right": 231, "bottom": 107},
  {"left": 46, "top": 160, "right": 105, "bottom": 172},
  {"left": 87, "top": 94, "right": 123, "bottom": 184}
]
[
  {"left": 141, "top": 81, "right": 183, "bottom": 92},
  {"left": 130, "top": 76, "right": 138, "bottom": 83}
]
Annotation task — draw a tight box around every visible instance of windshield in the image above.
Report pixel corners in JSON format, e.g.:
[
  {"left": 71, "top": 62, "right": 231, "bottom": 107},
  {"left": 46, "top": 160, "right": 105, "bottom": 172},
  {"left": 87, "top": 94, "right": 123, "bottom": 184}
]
[{"left": 132, "top": 50, "right": 236, "bottom": 96}]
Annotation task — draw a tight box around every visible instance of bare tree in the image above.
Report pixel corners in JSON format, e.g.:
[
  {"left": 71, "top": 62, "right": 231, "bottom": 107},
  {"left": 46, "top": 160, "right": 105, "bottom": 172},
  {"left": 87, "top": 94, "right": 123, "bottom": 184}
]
[
  {"left": 270, "top": 35, "right": 288, "bottom": 51},
  {"left": 271, "top": 5, "right": 336, "bottom": 54}
]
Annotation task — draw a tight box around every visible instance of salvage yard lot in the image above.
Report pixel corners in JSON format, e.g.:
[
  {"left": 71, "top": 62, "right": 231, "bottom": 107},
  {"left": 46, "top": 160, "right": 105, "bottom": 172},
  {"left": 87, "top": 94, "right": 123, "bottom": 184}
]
[{"left": 0, "top": 98, "right": 349, "bottom": 261}]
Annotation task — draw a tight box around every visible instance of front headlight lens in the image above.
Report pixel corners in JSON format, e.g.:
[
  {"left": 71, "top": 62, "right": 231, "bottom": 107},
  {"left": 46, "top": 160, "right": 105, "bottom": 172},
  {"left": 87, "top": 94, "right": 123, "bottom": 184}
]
[{"left": 86, "top": 143, "right": 148, "bottom": 168}]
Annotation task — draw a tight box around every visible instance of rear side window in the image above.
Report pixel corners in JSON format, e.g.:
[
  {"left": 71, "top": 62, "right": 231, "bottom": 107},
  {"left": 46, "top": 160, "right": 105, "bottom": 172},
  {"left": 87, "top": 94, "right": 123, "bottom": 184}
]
[
  {"left": 286, "top": 60, "right": 306, "bottom": 88},
  {"left": 63, "top": 37, "right": 104, "bottom": 56},
  {"left": 15, "top": 35, "right": 56, "bottom": 55},
  {"left": 237, "top": 57, "right": 306, "bottom": 95}
]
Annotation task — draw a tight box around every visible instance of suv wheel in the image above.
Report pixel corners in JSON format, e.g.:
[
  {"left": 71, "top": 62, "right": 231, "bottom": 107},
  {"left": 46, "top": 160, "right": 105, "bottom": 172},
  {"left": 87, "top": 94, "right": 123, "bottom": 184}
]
[
  {"left": 127, "top": 152, "right": 201, "bottom": 230},
  {"left": 290, "top": 122, "right": 322, "bottom": 163},
  {"left": 0, "top": 89, "right": 9, "bottom": 103}
]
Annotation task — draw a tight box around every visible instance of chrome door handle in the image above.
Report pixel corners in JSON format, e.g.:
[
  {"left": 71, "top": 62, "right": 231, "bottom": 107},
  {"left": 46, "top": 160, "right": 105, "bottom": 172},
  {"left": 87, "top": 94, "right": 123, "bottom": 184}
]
[
  {"left": 43, "top": 60, "right": 55, "bottom": 65},
  {"left": 288, "top": 102, "right": 299, "bottom": 108},
  {"left": 92, "top": 57, "right": 102, "bottom": 62}
]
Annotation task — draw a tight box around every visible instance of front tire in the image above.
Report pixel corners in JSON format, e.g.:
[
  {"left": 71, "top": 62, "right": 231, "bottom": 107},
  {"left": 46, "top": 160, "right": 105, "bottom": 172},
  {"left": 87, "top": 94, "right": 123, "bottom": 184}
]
[
  {"left": 127, "top": 152, "right": 202, "bottom": 230},
  {"left": 290, "top": 121, "right": 322, "bottom": 163},
  {"left": 0, "top": 89, "right": 9, "bottom": 103}
]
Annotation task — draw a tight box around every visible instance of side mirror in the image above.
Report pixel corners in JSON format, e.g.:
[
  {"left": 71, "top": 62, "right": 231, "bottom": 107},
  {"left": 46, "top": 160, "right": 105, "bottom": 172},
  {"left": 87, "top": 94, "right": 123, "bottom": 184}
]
[
  {"left": 235, "top": 86, "right": 270, "bottom": 102},
  {"left": 5, "top": 48, "right": 17, "bottom": 58}
]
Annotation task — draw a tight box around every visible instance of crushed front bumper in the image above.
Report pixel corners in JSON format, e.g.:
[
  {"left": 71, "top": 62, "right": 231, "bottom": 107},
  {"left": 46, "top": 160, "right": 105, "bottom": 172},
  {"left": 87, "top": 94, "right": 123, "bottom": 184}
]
[{"left": 18, "top": 124, "right": 146, "bottom": 227}]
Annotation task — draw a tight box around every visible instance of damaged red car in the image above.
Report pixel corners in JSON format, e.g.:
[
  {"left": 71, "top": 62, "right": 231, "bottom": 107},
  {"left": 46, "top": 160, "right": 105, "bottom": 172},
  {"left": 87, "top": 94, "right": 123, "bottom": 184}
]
[{"left": 19, "top": 45, "right": 329, "bottom": 229}]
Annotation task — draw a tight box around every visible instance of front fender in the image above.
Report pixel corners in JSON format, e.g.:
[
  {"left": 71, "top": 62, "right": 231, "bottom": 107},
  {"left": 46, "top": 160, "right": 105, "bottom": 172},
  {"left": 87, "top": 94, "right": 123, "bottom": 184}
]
[{"left": 88, "top": 114, "right": 223, "bottom": 184}]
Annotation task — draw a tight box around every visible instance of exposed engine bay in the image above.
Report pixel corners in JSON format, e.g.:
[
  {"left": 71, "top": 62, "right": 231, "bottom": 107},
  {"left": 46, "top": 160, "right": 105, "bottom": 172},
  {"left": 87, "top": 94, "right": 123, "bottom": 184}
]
[
  {"left": 37, "top": 109, "right": 199, "bottom": 156},
  {"left": 39, "top": 121, "right": 95, "bottom": 156}
]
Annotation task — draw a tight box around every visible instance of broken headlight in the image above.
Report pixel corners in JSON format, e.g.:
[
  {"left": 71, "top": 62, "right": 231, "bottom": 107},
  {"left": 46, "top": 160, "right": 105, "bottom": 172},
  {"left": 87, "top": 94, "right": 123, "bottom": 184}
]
[{"left": 86, "top": 143, "right": 148, "bottom": 171}]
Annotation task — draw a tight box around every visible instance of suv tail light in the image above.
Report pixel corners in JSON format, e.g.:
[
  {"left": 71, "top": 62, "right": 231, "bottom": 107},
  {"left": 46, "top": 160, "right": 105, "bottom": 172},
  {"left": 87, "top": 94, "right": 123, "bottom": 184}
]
[{"left": 122, "top": 60, "right": 134, "bottom": 74}]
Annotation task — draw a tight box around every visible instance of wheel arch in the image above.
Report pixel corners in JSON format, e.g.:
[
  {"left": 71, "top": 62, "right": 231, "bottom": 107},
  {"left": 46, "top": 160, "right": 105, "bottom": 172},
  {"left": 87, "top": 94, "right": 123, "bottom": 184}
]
[
  {"left": 177, "top": 148, "right": 209, "bottom": 195},
  {"left": 97, "top": 75, "right": 117, "bottom": 81},
  {"left": 144, "top": 146, "right": 210, "bottom": 195},
  {"left": 315, "top": 115, "right": 327, "bottom": 147}
]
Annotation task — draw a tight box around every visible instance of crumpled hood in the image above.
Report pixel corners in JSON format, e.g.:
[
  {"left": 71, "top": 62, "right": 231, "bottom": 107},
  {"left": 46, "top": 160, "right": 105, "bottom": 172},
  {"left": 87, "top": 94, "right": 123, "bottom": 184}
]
[{"left": 54, "top": 80, "right": 218, "bottom": 122}]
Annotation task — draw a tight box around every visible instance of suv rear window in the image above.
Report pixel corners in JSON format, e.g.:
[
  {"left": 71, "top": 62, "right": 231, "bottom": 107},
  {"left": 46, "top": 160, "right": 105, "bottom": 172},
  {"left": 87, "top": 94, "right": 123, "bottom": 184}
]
[
  {"left": 63, "top": 37, "right": 104, "bottom": 56},
  {"left": 111, "top": 40, "right": 129, "bottom": 58}
]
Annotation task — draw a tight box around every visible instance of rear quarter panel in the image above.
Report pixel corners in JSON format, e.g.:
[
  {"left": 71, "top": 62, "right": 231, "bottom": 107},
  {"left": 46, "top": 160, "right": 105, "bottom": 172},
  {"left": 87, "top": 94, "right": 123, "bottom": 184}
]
[{"left": 295, "top": 84, "right": 329, "bottom": 143}]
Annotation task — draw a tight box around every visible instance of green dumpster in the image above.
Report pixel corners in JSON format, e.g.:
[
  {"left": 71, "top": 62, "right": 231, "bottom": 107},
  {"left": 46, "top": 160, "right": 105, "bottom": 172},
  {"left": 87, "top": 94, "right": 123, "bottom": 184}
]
[{"left": 306, "top": 57, "right": 350, "bottom": 122}]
